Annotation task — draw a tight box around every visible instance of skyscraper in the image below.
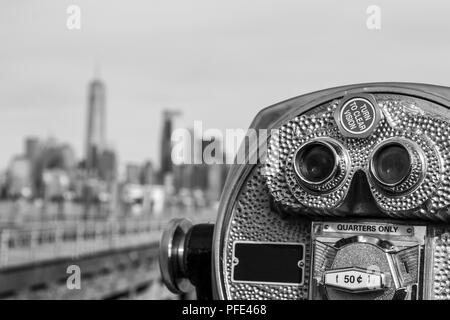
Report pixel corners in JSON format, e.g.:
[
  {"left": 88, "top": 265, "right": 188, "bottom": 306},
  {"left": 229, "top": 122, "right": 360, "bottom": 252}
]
[
  {"left": 125, "top": 163, "right": 141, "bottom": 184},
  {"left": 160, "top": 110, "right": 180, "bottom": 177},
  {"left": 140, "top": 160, "right": 154, "bottom": 185},
  {"left": 85, "top": 78, "right": 106, "bottom": 172},
  {"left": 24, "top": 136, "right": 42, "bottom": 196},
  {"left": 98, "top": 149, "right": 117, "bottom": 182},
  {"left": 7, "top": 155, "right": 32, "bottom": 198},
  {"left": 25, "top": 137, "right": 40, "bottom": 160}
]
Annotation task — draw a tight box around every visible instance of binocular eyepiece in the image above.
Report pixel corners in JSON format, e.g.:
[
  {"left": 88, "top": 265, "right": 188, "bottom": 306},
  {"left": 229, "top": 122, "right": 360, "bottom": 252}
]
[
  {"left": 160, "top": 83, "right": 450, "bottom": 300},
  {"left": 370, "top": 141, "right": 412, "bottom": 187},
  {"left": 294, "top": 139, "right": 341, "bottom": 187}
]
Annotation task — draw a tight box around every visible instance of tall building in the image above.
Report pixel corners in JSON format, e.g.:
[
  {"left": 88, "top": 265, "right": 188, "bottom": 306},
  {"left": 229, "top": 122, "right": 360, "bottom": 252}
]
[
  {"left": 98, "top": 149, "right": 117, "bottom": 182},
  {"left": 173, "top": 163, "right": 193, "bottom": 192},
  {"left": 24, "top": 136, "right": 42, "bottom": 197},
  {"left": 192, "top": 138, "right": 210, "bottom": 190},
  {"left": 59, "top": 144, "right": 77, "bottom": 171},
  {"left": 25, "top": 137, "right": 40, "bottom": 160},
  {"left": 160, "top": 110, "right": 180, "bottom": 177},
  {"left": 140, "top": 161, "right": 154, "bottom": 185},
  {"left": 85, "top": 78, "right": 106, "bottom": 172},
  {"left": 43, "top": 141, "right": 74, "bottom": 170},
  {"left": 125, "top": 163, "right": 141, "bottom": 184},
  {"left": 206, "top": 137, "right": 227, "bottom": 202},
  {"left": 7, "top": 155, "right": 32, "bottom": 198}
]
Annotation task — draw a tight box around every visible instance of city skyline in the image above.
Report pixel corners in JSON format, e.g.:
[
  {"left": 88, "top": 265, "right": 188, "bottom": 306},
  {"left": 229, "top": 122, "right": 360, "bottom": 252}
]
[{"left": 3, "top": 1, "right": 450, "bottom": 171}]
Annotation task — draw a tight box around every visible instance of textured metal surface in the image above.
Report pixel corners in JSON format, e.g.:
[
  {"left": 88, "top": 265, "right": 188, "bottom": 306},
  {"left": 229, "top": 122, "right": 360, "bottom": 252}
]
[
  {"left": 264, "top": 94, "right": 450, "bottom": 221},
  {"left": 432, "top": 229, "right": 450, "bottom": 299},
  {"left": 223, "top": 166, "right": 311, "bottom": 299}
]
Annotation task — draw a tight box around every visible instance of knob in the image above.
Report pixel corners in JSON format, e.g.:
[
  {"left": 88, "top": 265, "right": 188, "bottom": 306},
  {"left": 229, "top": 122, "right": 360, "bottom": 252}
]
[{"left": 159, "top": 218, "right": 194, "bottom": 294}]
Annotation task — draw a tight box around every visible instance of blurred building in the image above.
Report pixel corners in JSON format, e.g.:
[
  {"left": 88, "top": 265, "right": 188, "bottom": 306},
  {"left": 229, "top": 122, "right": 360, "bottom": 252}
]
[
  {"left": 140, "top": 160, "right": 154, "bottom": 185},
  {"left": 173, "top": 127, "right": 195, "bottom": 192},
  {"left": 24, "top": 136, "right": 44, "bottom": 197},
  {"left": 13, "top": 136, "right": 80, "bottom": 200},
  {"left": 125, "top": 163, "right": 141, "bottom": 184},
  {"left": 192, "top": 138, "right": 212, "bottom": 191},
  {"left": 99, "top": 148, "right": 117, "bottom": 182},
  {"left": 160, "top": 110, "right": 180, "bottom": 179},
  {"left": 72, "top": 167, "right": 88, "bottom": 201},
  {"left": 173, "top": 164, "right": 194, "bottom": 191},
  {"left": 86, "top": 78, "right": 106, "bottom": 173},
  {"left": 42, "top": 141, "right": 76, "bottom": 171},
  {"left": 42, "top": 168, "right": 70, "bottom": 201},
  {"left": 59, "top": 144, "right": 77, "bottom": 170},
  {"left": 146, "top": 185, "right": 165, "bottom": 215},
  {"left": 0, "top": 171, "right": 7, "bottom": 199},
  {"left": 25, "top": 137, "right": 41, "bottom": 160},
  {"left": 172, "top": 134, "right": 229, "bottom": 206},
  {"left": 205, "top": 137, "right": 228, "bottom": 202},
  {"left": 6, "top": 155, "right": 32, "bottom": 199}
]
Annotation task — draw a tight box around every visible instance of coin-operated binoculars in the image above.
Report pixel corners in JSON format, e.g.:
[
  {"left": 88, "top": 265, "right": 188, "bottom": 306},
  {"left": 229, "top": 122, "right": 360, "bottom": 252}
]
[{"left": 160, "top": 83, "right": 450, "bottom": 300}]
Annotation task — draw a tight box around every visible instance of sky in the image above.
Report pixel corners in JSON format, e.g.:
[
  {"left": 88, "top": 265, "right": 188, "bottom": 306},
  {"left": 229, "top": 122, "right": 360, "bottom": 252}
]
[{"left": 1, "top": 0, "right": 450, "bottom": 171}]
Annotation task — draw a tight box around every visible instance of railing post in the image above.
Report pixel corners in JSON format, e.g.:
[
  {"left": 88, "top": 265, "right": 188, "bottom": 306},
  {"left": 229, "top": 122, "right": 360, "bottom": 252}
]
[
  {"left": 0, "top": 229, "right": 10, "bottom": 267},
  {"left": 76, "top": 223, "right": 85, "bottom": 256},
  {"left": 109, "top": 221, "right": 119, "bottom": 249},
  {"left": 54, "top": 224, "right": 63, "bottom": 258},
  {"left": 30, "top": 228, "right": 38, "bottom": 262},
  {"left": 94, "top": 222, "right": 100, "bottom": 251}
]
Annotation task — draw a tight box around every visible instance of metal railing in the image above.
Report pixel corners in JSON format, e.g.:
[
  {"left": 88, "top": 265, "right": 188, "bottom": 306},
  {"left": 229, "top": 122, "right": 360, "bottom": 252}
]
[
  {"left": 0, "top": 218, "right": 167, "bottom": 268},
  {"left": 0, "top": 207, "right": 216, "bottom": 269}
]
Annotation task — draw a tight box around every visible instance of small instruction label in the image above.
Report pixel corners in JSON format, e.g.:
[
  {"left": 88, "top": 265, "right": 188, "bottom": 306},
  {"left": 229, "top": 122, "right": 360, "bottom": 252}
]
[
  {"left": 340, "top": 97, "right": 376, "bottom": 134},
  {"left": 322, "top": 222, "right": 413, "bottom": 236}
]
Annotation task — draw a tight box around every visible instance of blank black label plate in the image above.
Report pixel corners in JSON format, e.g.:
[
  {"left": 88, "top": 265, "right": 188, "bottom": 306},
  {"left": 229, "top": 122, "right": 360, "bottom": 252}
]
[{"left": 232, "top": 241, "right": 305, "bottom": 285}]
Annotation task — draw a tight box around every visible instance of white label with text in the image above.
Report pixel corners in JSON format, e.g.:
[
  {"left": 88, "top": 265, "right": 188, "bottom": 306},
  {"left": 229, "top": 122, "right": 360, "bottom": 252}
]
[{"left": 322, "top": 222, "right": 413, "bottom": 236}]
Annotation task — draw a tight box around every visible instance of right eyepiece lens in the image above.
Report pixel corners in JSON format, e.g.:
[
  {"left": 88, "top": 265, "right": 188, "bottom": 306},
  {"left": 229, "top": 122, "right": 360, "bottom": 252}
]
[
  {"left": 372, "top": 143, "right": 411, "bottom": 186},
  {"left": 295, "top": 142, "right": 336, "bottom": 184}
]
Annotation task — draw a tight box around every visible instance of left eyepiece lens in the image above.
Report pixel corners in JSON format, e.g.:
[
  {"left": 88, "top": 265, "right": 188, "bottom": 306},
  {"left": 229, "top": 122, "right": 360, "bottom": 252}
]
[{"left": 295, "top": 141, "right": 337, "bottom": 185}]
